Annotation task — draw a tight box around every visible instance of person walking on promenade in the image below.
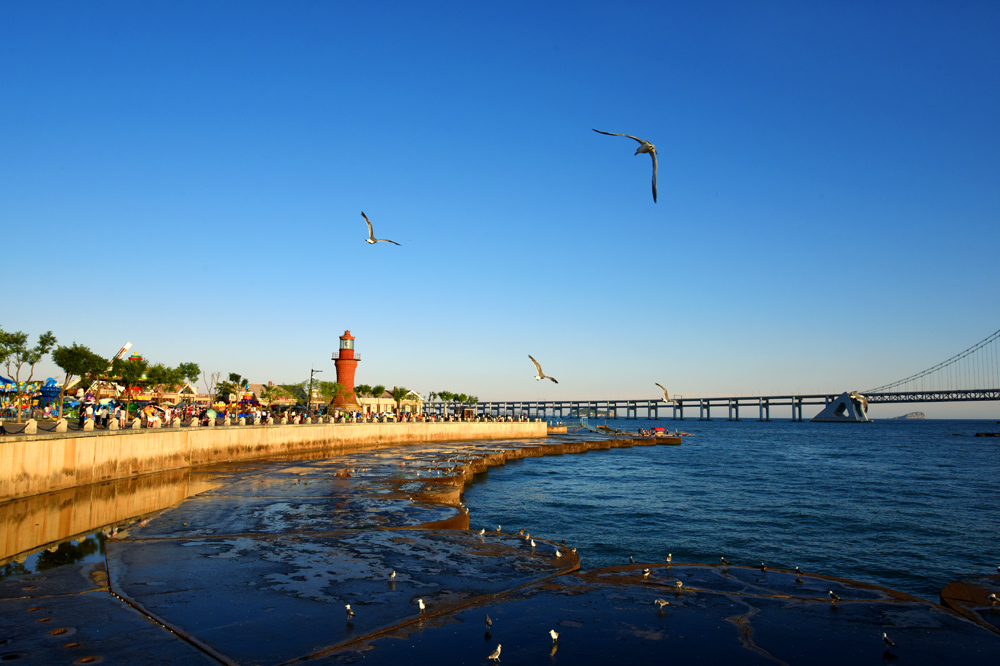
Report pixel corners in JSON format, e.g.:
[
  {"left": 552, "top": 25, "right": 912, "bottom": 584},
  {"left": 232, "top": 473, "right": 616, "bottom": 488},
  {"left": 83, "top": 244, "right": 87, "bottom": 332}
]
[{"left": 77, "top": 405, "right": 86, "bottom": 429}]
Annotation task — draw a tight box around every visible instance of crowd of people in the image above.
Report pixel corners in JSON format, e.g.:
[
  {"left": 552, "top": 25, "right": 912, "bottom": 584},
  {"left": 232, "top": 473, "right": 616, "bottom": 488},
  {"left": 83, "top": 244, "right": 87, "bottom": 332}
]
[{"left": 3, "top": 398, "right": 541, "bottom": 433}]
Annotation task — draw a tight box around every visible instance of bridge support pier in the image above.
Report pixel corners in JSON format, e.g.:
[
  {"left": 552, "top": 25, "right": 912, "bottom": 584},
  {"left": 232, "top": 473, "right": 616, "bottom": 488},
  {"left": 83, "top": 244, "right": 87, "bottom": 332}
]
[
  {"left": 700, "top": 400, "right": 710, "bottom": 421},
  {"left": 759, "top": 398, "right": 770, "bottom": 421},
  {"left": 728, "top": 400, "right": 740, "bottom": 421}
]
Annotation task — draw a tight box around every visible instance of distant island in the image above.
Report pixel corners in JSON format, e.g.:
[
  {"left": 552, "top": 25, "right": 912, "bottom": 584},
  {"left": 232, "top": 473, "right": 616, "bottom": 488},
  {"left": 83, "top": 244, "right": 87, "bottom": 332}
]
[{"left": 889, "top": 412, "right": 925, "bottom": 420}]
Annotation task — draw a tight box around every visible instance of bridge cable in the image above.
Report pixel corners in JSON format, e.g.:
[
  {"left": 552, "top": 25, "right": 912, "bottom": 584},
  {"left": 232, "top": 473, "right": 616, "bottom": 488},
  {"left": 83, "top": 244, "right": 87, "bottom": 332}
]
[{"left": 865, "top": 326, "right": 1000, "bottom": 393}]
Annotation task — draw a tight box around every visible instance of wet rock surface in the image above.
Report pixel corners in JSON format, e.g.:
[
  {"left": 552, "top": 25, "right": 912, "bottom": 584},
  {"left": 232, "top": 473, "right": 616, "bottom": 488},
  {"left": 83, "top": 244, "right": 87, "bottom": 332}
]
[{"left": 2, "top": 434, "right": 999, "bottom": 664}]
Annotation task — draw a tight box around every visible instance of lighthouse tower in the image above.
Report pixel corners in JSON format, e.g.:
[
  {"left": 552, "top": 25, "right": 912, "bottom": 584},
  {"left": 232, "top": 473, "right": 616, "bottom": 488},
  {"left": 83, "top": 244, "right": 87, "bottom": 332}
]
[{"left": 331, "top": 330, "right": 360, "bottom": 411}]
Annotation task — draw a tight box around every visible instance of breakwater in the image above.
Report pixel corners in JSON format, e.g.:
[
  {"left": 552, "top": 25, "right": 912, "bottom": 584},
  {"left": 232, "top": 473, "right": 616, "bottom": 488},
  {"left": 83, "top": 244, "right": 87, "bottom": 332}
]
[{"left": 0, "top": 420, "right": 545, "bottom": 502}]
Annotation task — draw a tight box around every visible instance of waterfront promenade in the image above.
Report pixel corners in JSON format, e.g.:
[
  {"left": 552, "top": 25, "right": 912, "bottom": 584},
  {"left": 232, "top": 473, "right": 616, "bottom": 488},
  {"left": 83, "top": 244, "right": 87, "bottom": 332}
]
[
  {"left": 1, "top": 432, "right": 998, "bottom": 664},
  {"left": 0, "top": 419, "right": 545, "bottom": 503}
]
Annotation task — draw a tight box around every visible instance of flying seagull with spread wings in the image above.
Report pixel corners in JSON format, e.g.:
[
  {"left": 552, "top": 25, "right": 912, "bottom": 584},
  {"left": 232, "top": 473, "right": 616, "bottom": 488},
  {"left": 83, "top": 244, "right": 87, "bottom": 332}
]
[
  {"left": 361, "top": 212, "right": 400, "bottom": 245},
  {"left": 529, "top": 355, "right": 558, "bottom": 383},
  {"left": 593, "top": 129, "right": 658, "bottom": 202},
  {"left": 655, "top": 383, "right": 674, "bottom": 403}
]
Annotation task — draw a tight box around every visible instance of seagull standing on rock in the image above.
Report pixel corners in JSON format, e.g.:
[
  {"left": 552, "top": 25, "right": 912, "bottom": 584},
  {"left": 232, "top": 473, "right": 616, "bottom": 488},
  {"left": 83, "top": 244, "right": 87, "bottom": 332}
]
[
  {"left": 417, "top": 598, "right": 425, "bottom": 612},
  {"left": 361, "top": 212, "right": 400, "bottom": 245},
  {"left": 529, "top": 355, "right": 558, "bottom": 383},
  {"left": 593, "top": 128, "right": 660, "bottom": 202},
  {"left": 721, "top": 557, "right": 730, "bottom": 566},
  {"left": 828, "top": 591, "right": 841, "bottom": 603}
]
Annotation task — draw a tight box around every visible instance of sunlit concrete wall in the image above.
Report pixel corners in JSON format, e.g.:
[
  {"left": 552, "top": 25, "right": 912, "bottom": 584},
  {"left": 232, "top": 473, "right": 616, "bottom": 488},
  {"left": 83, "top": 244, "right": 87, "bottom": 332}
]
[{"left": 0, "top": 421, "right": 545, "bottom": 503}]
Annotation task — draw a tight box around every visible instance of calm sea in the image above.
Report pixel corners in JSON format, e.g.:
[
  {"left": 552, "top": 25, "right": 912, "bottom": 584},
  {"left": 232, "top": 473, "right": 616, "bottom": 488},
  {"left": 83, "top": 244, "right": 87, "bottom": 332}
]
[{"left": 463, "top": 418, "right": 1000, "bottom": 601}]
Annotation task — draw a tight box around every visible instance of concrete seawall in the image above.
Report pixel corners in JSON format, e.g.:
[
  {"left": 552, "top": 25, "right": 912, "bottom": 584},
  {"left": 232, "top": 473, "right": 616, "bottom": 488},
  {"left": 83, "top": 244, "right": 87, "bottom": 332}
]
[{"left": 0, "top": 421, "right": 546, "bottom": 503}]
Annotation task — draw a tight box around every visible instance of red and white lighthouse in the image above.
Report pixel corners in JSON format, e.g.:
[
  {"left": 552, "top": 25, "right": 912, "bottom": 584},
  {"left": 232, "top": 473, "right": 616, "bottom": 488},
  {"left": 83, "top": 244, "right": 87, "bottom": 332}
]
[{"left": 331, "top": 330, "right": 360, "bottom": 411}]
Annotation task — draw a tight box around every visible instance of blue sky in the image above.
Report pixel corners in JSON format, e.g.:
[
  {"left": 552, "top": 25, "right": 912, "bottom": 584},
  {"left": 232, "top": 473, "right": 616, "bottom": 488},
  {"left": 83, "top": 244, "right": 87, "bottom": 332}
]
[{"left": 2, "top": 1, "right": 999, "bottom": 417}]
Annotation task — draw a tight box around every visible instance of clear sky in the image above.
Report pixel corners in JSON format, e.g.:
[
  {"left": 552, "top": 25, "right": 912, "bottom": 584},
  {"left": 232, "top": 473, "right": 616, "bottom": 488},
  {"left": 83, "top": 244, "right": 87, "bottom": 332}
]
[{"left": 3, "top": 1, "right": 999, "bottom": 418}]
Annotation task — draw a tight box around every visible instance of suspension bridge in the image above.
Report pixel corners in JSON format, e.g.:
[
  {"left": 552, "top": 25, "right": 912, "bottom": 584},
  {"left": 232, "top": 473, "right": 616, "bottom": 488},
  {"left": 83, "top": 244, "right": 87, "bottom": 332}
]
[{"left": 424, "top": 327, "right": 1000, "bottom": 421}]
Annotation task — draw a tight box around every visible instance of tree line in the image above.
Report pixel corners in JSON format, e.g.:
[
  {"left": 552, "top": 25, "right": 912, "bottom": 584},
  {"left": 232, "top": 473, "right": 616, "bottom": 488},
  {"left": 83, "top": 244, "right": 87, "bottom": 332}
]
[{"left": 0, "top": 326, "right": 200, "bottom": 423}]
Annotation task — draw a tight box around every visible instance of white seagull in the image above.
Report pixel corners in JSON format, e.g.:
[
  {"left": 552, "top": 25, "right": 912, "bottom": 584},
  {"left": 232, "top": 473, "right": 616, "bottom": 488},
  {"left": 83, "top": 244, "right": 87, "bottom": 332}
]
[
  {"left": 653, "top": 598, "right": 671, "bottom": 610},
  {"left": 529, "top": 355, "right": 558, "bottom": 383},
  {"left": 665, "top": 553, "right": 672, "bottom": 564},
  {"left": 555, "top": 549, "right": 562, "bottom": 558},
  {"left": 345, "top": 604, "right": 354, "bottom": 619},
  {"left": 593, "top": 128, "right": 659, "bottom": 202},
  {"left": 549, "top": 629, "right": 560, "bottom": 643},
  {"left": 655, "top": 383, "right": 674, "bottom": 403},
  {"left": 642, "top": 568, "right": 651, "bottom": 579},
  {"left": 417, "top": 598, "right": 425, "bottom": 611},
  {"left": 487, "top": 644, "right": 502, "bottom": 662},
  {"left": 361, "top": 211, "right": 400, "bottom": 246},
  {"left": 988, "top": 593, "right": 999, "bottom": 604}
]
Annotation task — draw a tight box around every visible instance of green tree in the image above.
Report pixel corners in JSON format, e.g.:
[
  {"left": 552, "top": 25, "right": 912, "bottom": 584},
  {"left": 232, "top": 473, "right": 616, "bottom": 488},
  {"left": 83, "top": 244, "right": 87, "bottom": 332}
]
[
  {"left": 51, "top": 343, "right": 107, "bottom": 416},
  {"left": 0, "top": 328, "right": 57, "bottom": 422},
  {"left": 279, "top": 381, "right": 308, "bottom": 406},
  {"left": 371, "top": 384, "right": 386, "bottom": 399},
  {"left": 110, "top": 355, "right": 149, "bottom": 411},
  {"left": 258, "top": 384, "right": 288, "bottom": 408},
  {"left": 145, "top": 363, "right": 183, "bottom": 400},
  {"left": 317, "top": 381, "right": 347, "bottom": 406},
  {"left": 216, "top": 372, "right": 248, "bottom": 403},
  {"left": 176, "top": 362, "right": 201, "bottom": 384},
  {"left": 388, "top": 386, "right": 412, "bottom": 414}
]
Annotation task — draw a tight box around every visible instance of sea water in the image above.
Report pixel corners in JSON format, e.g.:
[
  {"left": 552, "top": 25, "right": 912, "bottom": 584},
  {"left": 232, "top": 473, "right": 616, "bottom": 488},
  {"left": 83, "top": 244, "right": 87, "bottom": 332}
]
[{"left": 462, "top": 418, "right": 1000, "bottom": 601}]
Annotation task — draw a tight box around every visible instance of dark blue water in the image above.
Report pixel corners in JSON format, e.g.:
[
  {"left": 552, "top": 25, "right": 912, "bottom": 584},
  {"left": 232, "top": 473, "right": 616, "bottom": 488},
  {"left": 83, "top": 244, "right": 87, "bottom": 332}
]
[{"left": 463, "top": 418, "right": 1000, "bottom": 601}]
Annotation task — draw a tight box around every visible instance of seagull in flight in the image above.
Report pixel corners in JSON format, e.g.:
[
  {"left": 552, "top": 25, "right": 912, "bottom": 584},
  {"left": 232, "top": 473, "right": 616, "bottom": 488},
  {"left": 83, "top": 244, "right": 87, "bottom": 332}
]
[
  {"left": 655, "top": 383, "right": 675, "bottom": 403},
  {"left": 593, "top": 128, "right": 659, "bottom": 202},
  {"left": 529, "top": 355, "right": 558, "bottom": 383},
  {"left": 361, "top": 211, "right": 400, "bottom": 246}
]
